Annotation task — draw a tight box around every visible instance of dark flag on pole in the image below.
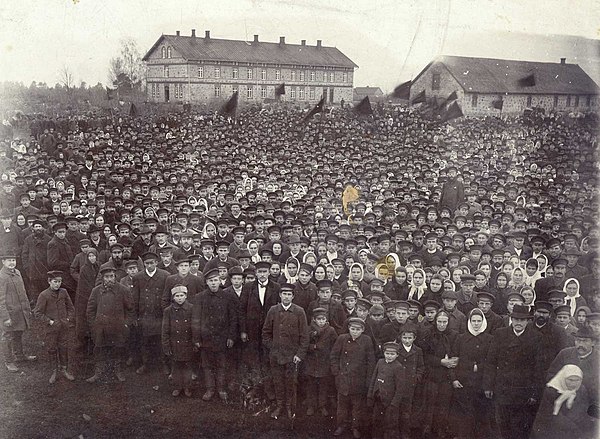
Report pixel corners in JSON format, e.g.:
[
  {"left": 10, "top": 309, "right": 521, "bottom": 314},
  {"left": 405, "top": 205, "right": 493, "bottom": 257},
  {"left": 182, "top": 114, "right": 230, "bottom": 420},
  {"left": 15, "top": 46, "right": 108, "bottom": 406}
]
[
  {"left": 446, "top": 91, "right": 458, "bottom": 103},
  {"left": 220, "top": 91, "right": 239, "bottom": 117},
  {"left": 491, "top": 99, "right": 504, "bottom": 110},
  {"left": 518, "top": 73, "right": 536, "bottom": 87},
  {"left": 440, "top": 101, "right": 464, "bottom": 123},
  {"left": 301, "top": 96, "right": 325, "bottom": 124},
  {"left": 354, "top": 96, "right": 373, "bottom": 116},
  {"left": 411, "top": 90, "right": 426, "bottom": 104},
  {"left": 275, "top": 83, "right": 286, "bottom": 97},
  {"left": 129, "top": 102, "right": 138, "bottom": 117},
  {"left": 392, "top": 81, "right": 411, "bottom": 100}
]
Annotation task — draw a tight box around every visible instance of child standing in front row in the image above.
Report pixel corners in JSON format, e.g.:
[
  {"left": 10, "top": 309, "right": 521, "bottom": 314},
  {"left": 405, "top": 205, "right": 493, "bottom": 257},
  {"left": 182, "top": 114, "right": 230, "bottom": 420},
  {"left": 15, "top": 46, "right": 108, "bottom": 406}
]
[
  {"left": 162, "top": 284, "right": 194, "bottom": 397},
  {"left": 303, "top": 307, "right": 338, "bottom": 417}
]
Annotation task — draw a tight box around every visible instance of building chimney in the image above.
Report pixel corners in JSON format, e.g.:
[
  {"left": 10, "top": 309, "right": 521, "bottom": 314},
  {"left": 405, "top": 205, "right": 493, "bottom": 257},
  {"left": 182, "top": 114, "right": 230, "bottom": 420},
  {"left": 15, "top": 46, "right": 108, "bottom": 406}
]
[
  {"left": 191, "top": 29, "right": 196, "bottom": 37},
  {"left": 205, "top": 30, "right": 210, "bottom": 39},
  {"left": 560, "top": 57, "right": 566, "bottom": 64},
  {"left": 279, "top": 36, "right": 285, "bottom": 45},
  {"left": 316, "top": 40, "right": 322, "bottom": 48},
  {"left": 253, "top": 34, "right": 259, "bottom": 43},
  {"left": 176, "top": 30, "right": 180, "bottom": 36},
  {"left": 301, "top": 40, "right": 306, "bottom": 46}
]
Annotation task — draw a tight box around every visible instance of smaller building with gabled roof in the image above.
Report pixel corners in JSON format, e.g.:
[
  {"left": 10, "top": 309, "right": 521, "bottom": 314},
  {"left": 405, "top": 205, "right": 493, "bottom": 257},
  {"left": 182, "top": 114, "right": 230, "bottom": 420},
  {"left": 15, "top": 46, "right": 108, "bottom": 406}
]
[
  {"left": 143, "top": 29, "right": 357, "bottom": 105},
  {"left": 409, "top": 55, "right": 599, "bottom": 115}
]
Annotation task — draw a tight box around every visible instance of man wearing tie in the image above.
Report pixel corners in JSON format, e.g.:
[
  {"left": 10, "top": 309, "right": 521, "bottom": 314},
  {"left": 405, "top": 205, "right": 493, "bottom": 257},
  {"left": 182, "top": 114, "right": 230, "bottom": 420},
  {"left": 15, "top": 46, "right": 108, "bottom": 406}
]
[{"left": 239, "top": 261, "right": 280, "bottom": 404}]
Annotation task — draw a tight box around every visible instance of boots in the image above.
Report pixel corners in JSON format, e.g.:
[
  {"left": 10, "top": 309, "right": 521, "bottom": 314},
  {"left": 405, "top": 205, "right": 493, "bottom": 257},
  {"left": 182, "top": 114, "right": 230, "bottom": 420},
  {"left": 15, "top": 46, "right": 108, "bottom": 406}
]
[
  {"left": 61, "top": 366, "right": 75, "bottom": 381},
  {"left": 12, "top": 333, "right": 36, "bottom": 362},
  {"left": 114, "top": 361, "right": 126, "bottom": 382},
  {"left": 86, "top": 363, "right": 104, "bottom": 383}
]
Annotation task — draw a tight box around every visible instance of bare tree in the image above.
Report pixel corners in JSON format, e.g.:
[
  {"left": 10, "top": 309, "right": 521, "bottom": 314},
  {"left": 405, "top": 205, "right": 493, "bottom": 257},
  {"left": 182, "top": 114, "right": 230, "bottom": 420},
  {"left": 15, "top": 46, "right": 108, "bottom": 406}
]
[
  {"left": 108, "top": 37, "right": 144, "bottom": 88},
  {"left": 59, "top": 66, "right": 75, "bottom": 91}
]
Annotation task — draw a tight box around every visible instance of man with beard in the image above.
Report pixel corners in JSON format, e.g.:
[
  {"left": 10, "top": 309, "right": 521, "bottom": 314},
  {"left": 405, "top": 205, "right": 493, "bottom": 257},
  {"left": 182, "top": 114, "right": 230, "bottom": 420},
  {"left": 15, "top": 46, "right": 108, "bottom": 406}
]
[
  {"left": 439, "top": 166, "right": 464, "bottom": 212},
  {"left": 483, "top": 305, "right": 544, "bottom": 439},
  {"left": 96, "top": 243, "right": 127, "bottom": 284},
  {"left": 131, "top": 224, "right": 153, "bottom": 260},
  {"left": 546, "top": 326, "right": 599, "bottom": 415},
  {"left": 534, "top": 257, "right": 568, "bottom": 303},
  {"left": 86, "top": 266, "right": 134, "bottom": 383},
  {"left": 21, "top": 219, "right": 51, "bottom": 303},
  {"left": 530, "top": 301, "right": 572, "bottom": 373}
]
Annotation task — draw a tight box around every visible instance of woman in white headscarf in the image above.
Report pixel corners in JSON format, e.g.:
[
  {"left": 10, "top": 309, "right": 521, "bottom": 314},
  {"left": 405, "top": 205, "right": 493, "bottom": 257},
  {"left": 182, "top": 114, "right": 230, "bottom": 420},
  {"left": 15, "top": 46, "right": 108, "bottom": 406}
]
[
  {"left": 448, "top": 308, "right": 496, "bottom": 439},
  {"left": 563, "top": 278, "right": 588, "bottom": 317},
  {"left": 531, "top": 364, "right": 597, "bottom": 439}
]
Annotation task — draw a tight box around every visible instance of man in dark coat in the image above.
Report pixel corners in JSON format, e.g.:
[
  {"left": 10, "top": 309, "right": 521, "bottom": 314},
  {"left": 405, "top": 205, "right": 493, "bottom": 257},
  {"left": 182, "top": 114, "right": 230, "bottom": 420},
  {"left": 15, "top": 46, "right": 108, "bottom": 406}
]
[
  {"left": 262, "top": 283, "right": 309, "bottom": 419},
  {"left": 534, "top": 257, "right": 568, "bottom": 303},
  {"left": 439, "top": 166, "right": 464, "bottom": 212},
  {"left": 530, "top": 301, "right": 572, "bottom": 374},
  {"left": 161, "top": 258, "right": 205, "bottom": 309},
  {"left": 191, "top": 269, "right": 237, "bottom": 401},
  {"left": 483, "top": 305, "right": 545, "bottom": 439},
  {"left": 239, "top": 260, "right": 280, "bottom": 402},
  {"left": 0, "top": 209, "right": 22, "bottom": 261},
  {"left": 132, "top": 252, "right": 170, "bottom": 374},
  {"left": 47, "top": 222, "right": 77, "bottom": 301},
  {"left": 0, "top": 255, "right": 36, "bottom": 372},
  {"left": 96, "top": 243, "right": 128, "bottom": 285},
  {"left": 21, "top": 219, "right": 51, "bottom": 303},
  {"left": 85, "top": 266, "right": 134, "bottom": 383}
]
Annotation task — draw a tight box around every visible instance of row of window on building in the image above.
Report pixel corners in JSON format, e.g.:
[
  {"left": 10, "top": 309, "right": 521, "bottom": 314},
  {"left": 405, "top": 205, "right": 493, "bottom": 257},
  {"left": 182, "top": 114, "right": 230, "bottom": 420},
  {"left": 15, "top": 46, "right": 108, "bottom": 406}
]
[
  {"left": 161, "top": 66, "right": 349, "bottom": 83},
  {"left": 150, "top": 83, "right": 326, "bottom": 100},
  {"left": 470, "top": 94, "right": 593, "bottom": 108}
]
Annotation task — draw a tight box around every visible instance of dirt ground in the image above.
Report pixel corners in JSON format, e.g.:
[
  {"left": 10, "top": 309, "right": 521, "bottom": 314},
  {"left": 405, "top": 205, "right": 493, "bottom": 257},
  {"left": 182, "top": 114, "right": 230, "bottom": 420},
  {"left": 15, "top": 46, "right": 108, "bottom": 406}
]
[{"left": 0, "top": 323, "right": 338, "bottom": 439}]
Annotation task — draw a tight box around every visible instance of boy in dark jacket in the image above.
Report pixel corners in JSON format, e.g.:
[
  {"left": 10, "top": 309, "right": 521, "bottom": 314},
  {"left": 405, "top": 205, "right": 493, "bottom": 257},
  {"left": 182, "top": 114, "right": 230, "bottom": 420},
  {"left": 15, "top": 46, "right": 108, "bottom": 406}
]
[
  {"left": 396, "top": 324, "right": 425, "bottom": 439},
  {"left": 162, "top": 284, "right": 194, "bottom": 397},
  {"left": 303, "top": 307, "right": 338, "bottom": 417},
  {"left": 331, "top": 317, "right": 376, "bottom": 438},
  {"left": 33, "top": 270, "right": 75, "bottom": 383},
  {"left": 367, "top": 341, "right": 406, "bottom": 439}
]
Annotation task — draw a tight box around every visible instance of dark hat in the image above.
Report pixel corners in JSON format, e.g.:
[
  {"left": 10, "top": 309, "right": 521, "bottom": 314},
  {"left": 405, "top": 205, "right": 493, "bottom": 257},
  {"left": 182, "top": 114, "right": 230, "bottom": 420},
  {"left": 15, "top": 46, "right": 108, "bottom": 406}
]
[
  {"left": 548, "top": 290, "right": 567, "bottom": 301},
  {"left": 99, "top": 266, "right": 116, "bottom": 275},
  {"left": 342, "top": 290, "right": 357, "bottom": 300},
  {"left": 237, "top": 250, "right": 251, "bottom": 259},
  {"left": 394, "top": 300, "right": 410, "bottom": 310},
  {"left": 507, "top": 292, "right": 525, "bottom": 302},
  {"left": 442, "top": 290, "right": 459, "bottom": 300},
  {"left": 200, "top": 239, "right": 215, "bottom": 248},
  {"left": 400, "top": 323, "right": 419, "bottom": 336},
  {"left": 124, "top": 260, "right": 139, "bottom": 268},
  {"left": 174, "top": 258, "right": 191, "bottom": 266},
  {"left": 564, "top": 248, "right": 581, "bottom": 256},
  {"left": 461, "top": 274, "right": 476, "bottom": 282},
  {"left": 255, "top": 261, "right": 271, "bottom": 270},
  {"left": 110, "top": 243, "right": 124, "bottom": 251},
  {"left": 476, "top": 292, "right": 496, "bottom": 303},
  {"left": 138, "top": 224, "right": 152, "bottom": 234},
  {"left": 228, "top": 266, "right": 243, "bottom": 277},
  {"left": 280, "top": 283, "right": 295, "bottom": 292},
  {"left": 356, "top": 298, "right": 372, "bottom": 310},
  {"left": 551, "top": 258, "right": 568, "bottom": 267},
  {"left": 216, "top": 240, "right": 230, "bottom": 248},
  {"left": 423, "top": 300, "right": 441, "bottom": 310},
  {"left": 511, "top": 304, "right": 533, "bottom": 319},
  {"left": 534, "top": 301, "right": 554, "bottom": 312},
  {"left": 382, "top": 342, "right": 401, "bottom": 353},
  {"left": 316, "top": 279, "right": 333, "bottom": 289},
  {"left": 52, "top": 222, "right": 67, "bottom": 232},
  {"left": 573, "top": 326, "right": 597, "bottom": 340},
  {"left": 299, "top": 263, "right": 313, "bottom": 274},
  {"left": 554, "top": 305, "right": 571, "bottom": 316},
  {"left": 312, "top": 307, "right": 328, "bottom": 318},
  {"left": 347, "top": 317, "right": 365, "bottom": 329},
  {"left": 205, "top": 268, "right": 220, "bottom": 279},
  {"left": 154, "top": 225, "right": 169, "bottom": 235},
  {"left": 141, "top": 252, "right": 159, "bottom": 261},
  {"left": 47, "top": 270, "right": 63, "bottom": 279}
]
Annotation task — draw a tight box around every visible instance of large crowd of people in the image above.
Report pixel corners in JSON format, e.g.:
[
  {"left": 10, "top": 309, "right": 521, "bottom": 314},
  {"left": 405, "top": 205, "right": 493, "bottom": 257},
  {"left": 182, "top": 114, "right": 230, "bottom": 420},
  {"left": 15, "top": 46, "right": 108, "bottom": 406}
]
[{"left": 0, "top": 103, "right": 598, "bottom": 439}]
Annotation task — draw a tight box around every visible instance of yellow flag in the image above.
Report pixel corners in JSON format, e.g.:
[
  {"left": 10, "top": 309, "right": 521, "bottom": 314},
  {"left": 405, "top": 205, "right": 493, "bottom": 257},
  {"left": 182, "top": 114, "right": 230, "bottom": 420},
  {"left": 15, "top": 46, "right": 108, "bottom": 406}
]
[{"left": 342, "top": 185, "right": 360, "bottom": 216}]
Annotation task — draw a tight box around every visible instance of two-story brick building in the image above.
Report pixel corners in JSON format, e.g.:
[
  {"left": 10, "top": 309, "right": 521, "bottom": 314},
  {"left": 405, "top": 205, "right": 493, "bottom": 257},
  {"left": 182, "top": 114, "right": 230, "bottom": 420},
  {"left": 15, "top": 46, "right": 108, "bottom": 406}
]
[
  {"left": 142, "top": 30, "right": 357, "bottom": 105},
  {"left": 409, "top": 55, "right": 599, "bottom": 115}
]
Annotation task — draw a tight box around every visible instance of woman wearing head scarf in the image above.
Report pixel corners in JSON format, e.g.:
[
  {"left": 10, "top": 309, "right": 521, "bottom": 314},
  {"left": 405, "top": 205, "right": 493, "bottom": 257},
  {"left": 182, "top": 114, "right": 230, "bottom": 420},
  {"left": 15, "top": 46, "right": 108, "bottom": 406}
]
[
  {"left": 491, "top": 272, "right": 511, "bottom": 315},
  {"left": 407, "top": 268, "right": 429, "bottom": 303},
  {"left": 246, "top": 239, "right": 261, "bottom": 264},
  {"left": 420, "top": 309, "right": 459, "bottom": 439},
  {"left": 345, "top": 262, "right": 368, "bottom": 297},
  {"left": 448, "top": 309, "right": 496, "bottom": 439},
  {"left": 508, "top": 266, "right": 526, "bottom": 291},
  {"left": 524, "top": 257, "right": 543, "bottom": 287},
  {"left": 563, "top": 278, "right": 588, "bottom": 317},
  {"left": 531, "top": 364, "right": 597, "bottom": 439}
]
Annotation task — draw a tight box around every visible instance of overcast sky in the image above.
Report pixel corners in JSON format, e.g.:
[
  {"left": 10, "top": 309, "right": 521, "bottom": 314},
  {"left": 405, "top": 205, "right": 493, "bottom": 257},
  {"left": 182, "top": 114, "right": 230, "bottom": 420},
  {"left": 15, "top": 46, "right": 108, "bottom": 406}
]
[{"left": 1, "top": 0, "right": 599, "bottom": 91}]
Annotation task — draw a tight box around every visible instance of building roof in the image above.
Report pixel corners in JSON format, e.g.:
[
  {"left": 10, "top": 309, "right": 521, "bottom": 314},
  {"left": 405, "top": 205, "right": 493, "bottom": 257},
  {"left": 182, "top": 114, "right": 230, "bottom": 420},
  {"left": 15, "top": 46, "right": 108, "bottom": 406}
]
[
  {"left": 415, "top": 55, "right": 599, "bottom": 95},
  {"left": 143, "top": 34, "right": 358, "bottom": 68},
  {"left": 354, "top": 87, "right": 384, "bottom": 96}
]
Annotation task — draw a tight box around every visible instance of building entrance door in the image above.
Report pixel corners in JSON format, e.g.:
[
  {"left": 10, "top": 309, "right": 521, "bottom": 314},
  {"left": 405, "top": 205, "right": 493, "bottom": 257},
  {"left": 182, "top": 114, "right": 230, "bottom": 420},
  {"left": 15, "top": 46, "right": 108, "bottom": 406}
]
[
  {"left": 164, "top": 85, "right": 170, "bottom": 102},
  {"left": 329, "top": 87, "right": 334, "bottom": 104}
]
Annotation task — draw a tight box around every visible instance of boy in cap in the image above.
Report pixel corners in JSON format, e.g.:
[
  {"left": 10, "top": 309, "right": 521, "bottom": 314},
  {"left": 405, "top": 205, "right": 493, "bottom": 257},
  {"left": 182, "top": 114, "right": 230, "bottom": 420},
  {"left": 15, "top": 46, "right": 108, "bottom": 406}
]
[
  {"left": 367, "top": 341, "right": 406, "bottom": 439},
  {"left": 262, "top": 283, "right": 309, "bottom": 419},
  {"left": 162, "top": 284, "right": 194, "bottom": 397},
  {"left": 33, "top": 271, "right": 76, "bottom": 383},
  {"left": 396, "top": 324, "right": 424, "bottom": 438},
  {"left": 303, "top": 307, "right": 338, "bottom": 417},
  {"left": 307, "top": 279, "right": 347, "bottom": 334},
  {"left": 292, "top": 263, "right": 317, "bottom": 317},
  {"left": 331, "top": 317, "right": 376, "bottom": 438},
  {"left": 554, "top": 305, "right": 578, "bottom": 335},
  {"left": 192, "top": 268, "right": 237, "bottom": 402},
  {"left": 441, "top": 290, "right": 466, "bottom": 333}
]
